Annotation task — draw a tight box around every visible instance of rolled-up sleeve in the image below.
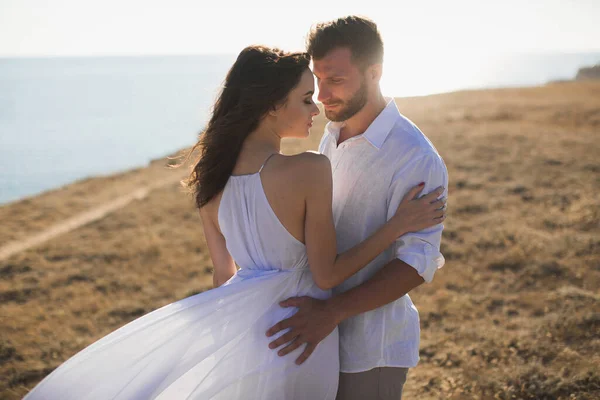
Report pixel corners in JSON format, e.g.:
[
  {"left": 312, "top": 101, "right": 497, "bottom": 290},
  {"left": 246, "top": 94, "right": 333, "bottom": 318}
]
[{"left": 386, "top": 152, "right": 448, "bottom": 283}]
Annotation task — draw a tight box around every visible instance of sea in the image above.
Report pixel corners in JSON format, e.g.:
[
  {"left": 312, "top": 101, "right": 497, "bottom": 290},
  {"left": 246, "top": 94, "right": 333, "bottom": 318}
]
[{"left": 1, "top": 52, "right": 599, "bottom": 205}]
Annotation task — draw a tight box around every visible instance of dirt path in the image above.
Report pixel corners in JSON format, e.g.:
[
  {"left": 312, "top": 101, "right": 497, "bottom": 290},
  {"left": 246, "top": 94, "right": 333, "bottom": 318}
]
[{"left": 0, "top": 177, "right": 177, "bottom": 261}]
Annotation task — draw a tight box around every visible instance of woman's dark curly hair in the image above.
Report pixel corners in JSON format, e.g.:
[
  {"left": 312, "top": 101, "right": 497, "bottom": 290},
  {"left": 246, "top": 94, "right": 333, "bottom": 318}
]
[{"left": 182, "top": 45, "right": 310, "bottom": 208}]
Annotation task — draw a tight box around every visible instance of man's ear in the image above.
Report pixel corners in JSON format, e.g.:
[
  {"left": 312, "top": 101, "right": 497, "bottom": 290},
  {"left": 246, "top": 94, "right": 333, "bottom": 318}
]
[{"left": 368, "top": 64, "right": 383, "bottom": 83}]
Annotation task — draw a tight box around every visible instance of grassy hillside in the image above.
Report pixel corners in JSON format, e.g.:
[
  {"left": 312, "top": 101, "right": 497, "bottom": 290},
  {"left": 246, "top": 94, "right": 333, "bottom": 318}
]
[{"left": 1, "top": 81, "right": 599, "bottom": 399}]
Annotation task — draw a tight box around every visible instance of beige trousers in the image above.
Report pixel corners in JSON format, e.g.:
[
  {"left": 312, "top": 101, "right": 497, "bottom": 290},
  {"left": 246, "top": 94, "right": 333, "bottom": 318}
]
[{"left": 335, "top": 367, "right": 409, "bottom": 400}]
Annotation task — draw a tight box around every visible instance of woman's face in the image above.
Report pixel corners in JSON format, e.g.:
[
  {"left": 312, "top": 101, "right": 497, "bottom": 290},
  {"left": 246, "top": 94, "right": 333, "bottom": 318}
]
[{"left": 275, "top": 68, "right": 320, "bottom": 138}]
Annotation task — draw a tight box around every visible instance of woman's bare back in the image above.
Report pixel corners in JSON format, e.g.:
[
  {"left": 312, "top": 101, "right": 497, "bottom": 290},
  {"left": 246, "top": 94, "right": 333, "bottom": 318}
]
[{"left": 205, "top": 152, "right": 328, "bottom": 245}]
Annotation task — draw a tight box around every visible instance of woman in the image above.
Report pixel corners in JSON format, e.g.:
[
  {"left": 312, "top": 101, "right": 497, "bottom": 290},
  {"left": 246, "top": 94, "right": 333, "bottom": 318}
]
[{"left": 24, "top": 46, "right": 445, "bottom": 400}]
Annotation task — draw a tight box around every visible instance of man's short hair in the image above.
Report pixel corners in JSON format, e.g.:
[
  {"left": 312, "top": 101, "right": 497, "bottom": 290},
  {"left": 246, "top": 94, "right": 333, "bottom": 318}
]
[{"left": 306, "top": 15, "right": 384, "bottom": 69}]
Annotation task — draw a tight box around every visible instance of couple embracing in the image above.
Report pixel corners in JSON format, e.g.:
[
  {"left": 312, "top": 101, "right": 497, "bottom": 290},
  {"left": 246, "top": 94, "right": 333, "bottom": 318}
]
[{"left": 25, "top": 15, "right": 448, "bottom": 400}]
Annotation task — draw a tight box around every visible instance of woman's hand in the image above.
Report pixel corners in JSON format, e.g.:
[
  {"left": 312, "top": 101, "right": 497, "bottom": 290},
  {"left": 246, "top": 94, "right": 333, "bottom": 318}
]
[{"left": 391, "top": 183, "right": 446, "bottom": 236}]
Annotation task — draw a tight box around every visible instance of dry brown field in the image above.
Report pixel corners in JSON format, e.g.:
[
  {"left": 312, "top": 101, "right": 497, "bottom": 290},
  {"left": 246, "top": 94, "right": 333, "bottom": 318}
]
[{"left": 1, "top": 81, "right": 599, "bottom": 399}]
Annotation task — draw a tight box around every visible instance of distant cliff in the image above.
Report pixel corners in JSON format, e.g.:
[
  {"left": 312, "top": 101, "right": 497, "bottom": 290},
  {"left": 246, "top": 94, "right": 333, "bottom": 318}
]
[{"left": 575, "top": 64, "right": 600, "bottom": 80}]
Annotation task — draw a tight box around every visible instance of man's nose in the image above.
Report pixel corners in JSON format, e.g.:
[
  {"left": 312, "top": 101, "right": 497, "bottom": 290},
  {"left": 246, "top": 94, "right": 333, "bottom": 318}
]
[{"left": 317, "top": 83, "right": 329, "bottom": 103}]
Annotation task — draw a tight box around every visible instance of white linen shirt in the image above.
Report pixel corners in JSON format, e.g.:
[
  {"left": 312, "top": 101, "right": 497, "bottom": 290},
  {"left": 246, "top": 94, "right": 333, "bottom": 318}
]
[{"left": 319, "top": 98, "right": 448, "bottom": 372}]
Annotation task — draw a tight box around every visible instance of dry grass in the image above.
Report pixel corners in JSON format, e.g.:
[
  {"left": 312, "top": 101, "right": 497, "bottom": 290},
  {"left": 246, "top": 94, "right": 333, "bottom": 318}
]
[
  {"left": 1, "top": 81, "right": 599, "bottom": 399},
  {"left": 0, "top": 159, "right": 181, "bottom": 245}
]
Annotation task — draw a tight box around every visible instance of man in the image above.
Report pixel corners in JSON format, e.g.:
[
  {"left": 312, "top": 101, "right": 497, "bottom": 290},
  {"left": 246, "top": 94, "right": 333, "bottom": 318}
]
[{"left": 266, "top": 16, "right": 448, "bottom": 399}]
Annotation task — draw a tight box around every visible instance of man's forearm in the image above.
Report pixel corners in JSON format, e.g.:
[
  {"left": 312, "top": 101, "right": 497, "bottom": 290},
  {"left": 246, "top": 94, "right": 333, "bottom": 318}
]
[{"left": 328, "top": 259, "right": 425, "bottom": 323}]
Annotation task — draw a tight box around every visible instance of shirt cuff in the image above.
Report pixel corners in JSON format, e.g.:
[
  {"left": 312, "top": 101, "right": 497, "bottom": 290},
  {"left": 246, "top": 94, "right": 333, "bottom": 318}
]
[{"left": 396, "top": 243, "right": 445, "bottom": 283}]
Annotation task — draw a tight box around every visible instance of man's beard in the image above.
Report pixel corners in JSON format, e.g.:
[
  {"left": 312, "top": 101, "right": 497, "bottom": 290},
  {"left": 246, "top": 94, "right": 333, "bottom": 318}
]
[{"left": 324, "top": 79, "right": 368, "bottom": 122}]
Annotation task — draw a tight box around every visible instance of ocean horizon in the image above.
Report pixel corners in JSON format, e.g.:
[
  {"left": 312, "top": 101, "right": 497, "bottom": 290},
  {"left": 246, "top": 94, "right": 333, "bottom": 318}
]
[{"left": 1, "top": 52, "right": 599, "bottom": 205}]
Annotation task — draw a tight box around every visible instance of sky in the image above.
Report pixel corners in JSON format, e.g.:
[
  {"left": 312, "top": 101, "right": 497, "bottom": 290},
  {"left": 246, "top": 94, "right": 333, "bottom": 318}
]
[{"left": 1, "top": 0, "right": 599, "bottom": 58}]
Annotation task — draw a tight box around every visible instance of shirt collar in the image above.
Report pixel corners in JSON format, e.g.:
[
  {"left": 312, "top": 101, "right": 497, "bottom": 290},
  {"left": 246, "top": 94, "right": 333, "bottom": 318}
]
[{"left": 324, "top": 97, "right": 400, "bottom": 150}]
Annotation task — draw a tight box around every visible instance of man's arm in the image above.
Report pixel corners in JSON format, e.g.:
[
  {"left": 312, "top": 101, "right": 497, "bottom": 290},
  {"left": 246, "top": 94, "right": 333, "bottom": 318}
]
[
  {"left": 328, "top": 258, "right": 424, "bottom": 322},
  {"left": 266, "top": 258, "right": 424, "bottom": 364},
  {"left": 267, "top": 152, "right": 448, "bottom": 364}
]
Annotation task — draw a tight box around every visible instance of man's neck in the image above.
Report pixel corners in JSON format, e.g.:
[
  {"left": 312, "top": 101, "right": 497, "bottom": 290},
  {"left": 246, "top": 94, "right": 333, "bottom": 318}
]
[{"left": 338, "top": 93, "right": 387, "bottom": 145}]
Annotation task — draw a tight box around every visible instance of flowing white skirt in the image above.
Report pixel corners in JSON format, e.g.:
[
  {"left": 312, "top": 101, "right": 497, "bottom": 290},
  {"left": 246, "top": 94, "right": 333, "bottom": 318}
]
[{"left": 24, "top": 268, "right": 340, "bottom": 400}]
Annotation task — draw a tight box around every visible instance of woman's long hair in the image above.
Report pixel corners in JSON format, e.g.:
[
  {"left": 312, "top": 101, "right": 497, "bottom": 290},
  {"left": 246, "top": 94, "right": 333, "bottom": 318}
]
[{"left": 183, "top": 46, "right": 310, "bottom": 209}]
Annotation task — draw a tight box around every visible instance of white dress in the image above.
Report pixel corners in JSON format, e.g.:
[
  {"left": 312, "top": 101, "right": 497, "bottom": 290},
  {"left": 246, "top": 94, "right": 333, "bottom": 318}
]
[{"left": 24, "top": 164, "right": 340, "bottom": 399}]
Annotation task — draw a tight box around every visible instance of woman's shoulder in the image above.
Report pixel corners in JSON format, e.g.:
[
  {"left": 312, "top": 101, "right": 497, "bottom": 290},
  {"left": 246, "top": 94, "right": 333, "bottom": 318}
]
[
  {"left": 282, "top": 151, "right": 330, "bottom": 173},
  {"left": 273, "top": 152, "right": 331, "bottom": 191}
]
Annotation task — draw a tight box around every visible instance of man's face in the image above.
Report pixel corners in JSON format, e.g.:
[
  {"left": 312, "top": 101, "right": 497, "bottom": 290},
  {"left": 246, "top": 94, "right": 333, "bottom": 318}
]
[{"left": 313, "top": 47, "right": 368, "bottom": 122}]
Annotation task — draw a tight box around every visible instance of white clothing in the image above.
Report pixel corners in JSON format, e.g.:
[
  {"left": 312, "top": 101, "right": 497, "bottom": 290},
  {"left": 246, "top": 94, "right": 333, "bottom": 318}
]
[
  {"left": 24, "top": 165, "right": 339, "bottom": 399},
  {"left": 319, "top": 98, "right": 448, "bottom": 372}
]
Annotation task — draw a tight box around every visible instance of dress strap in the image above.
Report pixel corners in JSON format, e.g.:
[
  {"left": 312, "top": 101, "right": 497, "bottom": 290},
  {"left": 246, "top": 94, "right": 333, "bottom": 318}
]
[{"left": 258, "top": 153, "right": 277, "bottom": 173}]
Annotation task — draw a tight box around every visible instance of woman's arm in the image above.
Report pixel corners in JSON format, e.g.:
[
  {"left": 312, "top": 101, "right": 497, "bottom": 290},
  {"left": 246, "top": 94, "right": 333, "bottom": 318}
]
[
  {"left": 304, "top": 155, "right": 444, "bottom": 290},
  {"left": 199, "top": 207, "right": 237, "bottom": 288}
]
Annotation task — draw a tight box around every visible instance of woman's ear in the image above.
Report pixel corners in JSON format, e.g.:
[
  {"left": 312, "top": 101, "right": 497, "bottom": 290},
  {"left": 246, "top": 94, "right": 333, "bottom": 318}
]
[{"left": 268, "top": 99, "right": 286, "bottom": 117}]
